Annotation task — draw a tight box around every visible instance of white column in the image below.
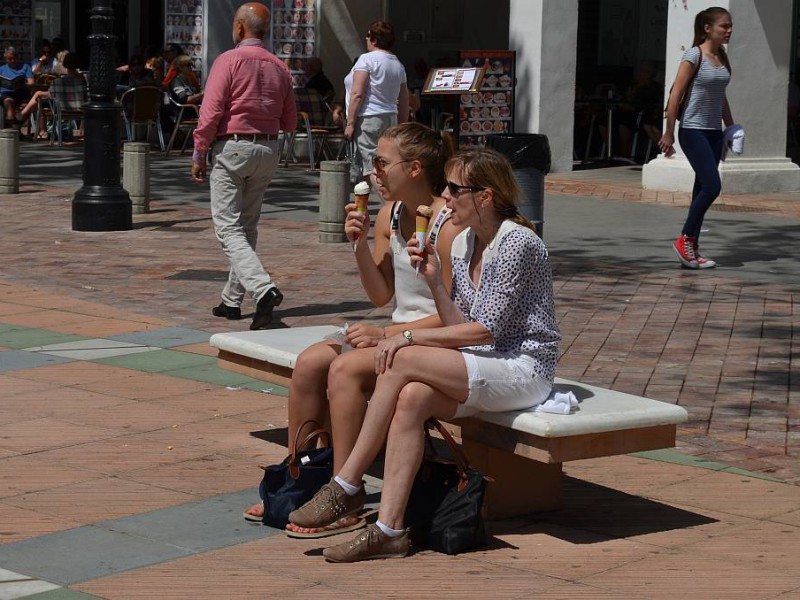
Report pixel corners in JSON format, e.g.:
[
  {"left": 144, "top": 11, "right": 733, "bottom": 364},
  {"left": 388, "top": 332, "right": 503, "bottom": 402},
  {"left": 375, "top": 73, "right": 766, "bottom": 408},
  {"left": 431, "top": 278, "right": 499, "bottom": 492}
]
[
  {"left": 509, "top": 0, "right": 578, "bottom": 173},
  {"left": 643, "top": 0, "right": 800, "bottom": 194}
]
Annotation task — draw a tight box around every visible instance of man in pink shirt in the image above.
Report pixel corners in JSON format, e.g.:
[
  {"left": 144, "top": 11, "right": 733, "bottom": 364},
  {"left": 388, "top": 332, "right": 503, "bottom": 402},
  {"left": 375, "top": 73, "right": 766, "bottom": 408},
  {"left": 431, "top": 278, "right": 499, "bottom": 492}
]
[{"left": 192, "top": 2, "right": 297, "bottom": 330}]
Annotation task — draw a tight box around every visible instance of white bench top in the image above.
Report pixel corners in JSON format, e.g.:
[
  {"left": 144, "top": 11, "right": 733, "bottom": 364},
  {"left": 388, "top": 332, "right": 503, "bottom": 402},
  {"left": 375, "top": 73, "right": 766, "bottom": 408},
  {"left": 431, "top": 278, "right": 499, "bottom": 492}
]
[{"left": 210, "top": 328, "right": 688, "bottom": 439}]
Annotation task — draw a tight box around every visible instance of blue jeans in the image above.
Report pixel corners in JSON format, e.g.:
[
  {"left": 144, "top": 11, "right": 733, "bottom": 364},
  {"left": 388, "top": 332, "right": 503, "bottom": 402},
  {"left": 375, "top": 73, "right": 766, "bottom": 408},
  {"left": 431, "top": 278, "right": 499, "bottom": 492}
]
[{"left": 678, "top": 128, "right": 724, "bottom": 240}]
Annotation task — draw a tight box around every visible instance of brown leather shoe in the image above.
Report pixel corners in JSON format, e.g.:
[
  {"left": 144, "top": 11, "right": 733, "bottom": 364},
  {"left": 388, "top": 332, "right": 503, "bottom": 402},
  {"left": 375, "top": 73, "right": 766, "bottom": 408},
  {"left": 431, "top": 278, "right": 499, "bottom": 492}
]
[
  {"left": 250, "top": 287, "right": 283, "bottom": 330},
  {"left": 288, "top": 479, "right": 365, "bottom": 529},
  {"left": 323, "top": 524, "right": 409, "bottom": 563}
]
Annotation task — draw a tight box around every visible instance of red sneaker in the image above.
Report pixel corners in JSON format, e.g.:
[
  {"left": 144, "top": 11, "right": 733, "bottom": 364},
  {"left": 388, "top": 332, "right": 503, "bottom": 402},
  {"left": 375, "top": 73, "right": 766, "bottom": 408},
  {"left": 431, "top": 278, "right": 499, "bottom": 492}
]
[
  {"left": 673, "top": 234, "right": 699, "bottom": 268},
  {"left": 692, "top": 240, "right": 717, "bottom": 269}
]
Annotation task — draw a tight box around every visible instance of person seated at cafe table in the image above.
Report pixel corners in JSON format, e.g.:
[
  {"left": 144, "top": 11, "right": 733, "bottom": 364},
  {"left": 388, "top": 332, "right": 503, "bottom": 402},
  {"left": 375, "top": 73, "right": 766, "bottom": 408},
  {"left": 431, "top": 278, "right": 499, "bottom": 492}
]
[
  {"left": 168, "top": 55, "right": 204, "bottom": 106},
  {"left": 17, "top": 52, "right": 85, "bottom": 140},
  {"left": 1, "top": 46, "right": 34, "bottom": 127},
  {"left": 31, "top": 40, "right": 57, "bottom": 78}
]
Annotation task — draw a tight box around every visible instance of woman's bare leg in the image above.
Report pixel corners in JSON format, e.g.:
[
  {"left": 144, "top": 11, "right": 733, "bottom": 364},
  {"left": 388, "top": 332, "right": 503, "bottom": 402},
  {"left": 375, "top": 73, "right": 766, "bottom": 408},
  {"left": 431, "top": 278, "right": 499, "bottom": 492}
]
[
  {"left": 336, "top": 346, "right": 469, "bottom": 487},
  {"left": 244, "top": 340, "right": 340, "bottom": 520},
  {"left": 376, "top": 381, "right": 460, "bottom": 530},
  {"left": 327, "top": 348, "right": 379, "bottom": 472},
  {"left": 287, "top": 340, "right": 341, "bottom": 452}
]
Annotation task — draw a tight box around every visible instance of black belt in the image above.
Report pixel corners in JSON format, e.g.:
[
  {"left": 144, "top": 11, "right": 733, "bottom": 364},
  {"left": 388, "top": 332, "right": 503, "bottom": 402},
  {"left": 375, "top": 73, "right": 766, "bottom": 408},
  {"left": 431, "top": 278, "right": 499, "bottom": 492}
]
[{"left": 217, "top": 133, "right": 279, "bottom": 142}]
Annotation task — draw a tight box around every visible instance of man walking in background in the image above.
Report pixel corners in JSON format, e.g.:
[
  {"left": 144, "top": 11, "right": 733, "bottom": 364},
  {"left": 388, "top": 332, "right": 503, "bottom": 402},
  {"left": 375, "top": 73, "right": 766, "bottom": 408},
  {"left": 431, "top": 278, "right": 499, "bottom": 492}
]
[{"left": 192, "top": 2, "right": 296, "bottom": 330}]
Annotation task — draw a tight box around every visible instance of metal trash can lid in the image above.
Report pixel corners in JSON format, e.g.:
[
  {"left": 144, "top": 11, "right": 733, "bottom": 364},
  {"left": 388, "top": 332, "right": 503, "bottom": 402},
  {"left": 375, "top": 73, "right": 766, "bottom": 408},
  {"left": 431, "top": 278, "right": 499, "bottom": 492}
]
[{"left": 485, "top": 133, "right": 551, "bottom": 174}]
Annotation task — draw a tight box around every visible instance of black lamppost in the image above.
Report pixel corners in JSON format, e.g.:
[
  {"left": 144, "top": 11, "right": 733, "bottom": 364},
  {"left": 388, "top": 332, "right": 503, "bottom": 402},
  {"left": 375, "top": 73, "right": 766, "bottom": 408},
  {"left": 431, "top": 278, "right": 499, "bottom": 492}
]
[{"left": 72, "top": 0, "right": 131, "bottom": 231}]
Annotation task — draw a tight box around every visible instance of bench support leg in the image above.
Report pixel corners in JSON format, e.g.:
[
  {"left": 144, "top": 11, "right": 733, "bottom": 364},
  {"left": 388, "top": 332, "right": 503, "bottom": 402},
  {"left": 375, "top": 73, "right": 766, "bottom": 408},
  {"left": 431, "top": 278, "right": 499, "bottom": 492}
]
[{"left": 463, "top": 440, "right": 563, "bottom": 519}]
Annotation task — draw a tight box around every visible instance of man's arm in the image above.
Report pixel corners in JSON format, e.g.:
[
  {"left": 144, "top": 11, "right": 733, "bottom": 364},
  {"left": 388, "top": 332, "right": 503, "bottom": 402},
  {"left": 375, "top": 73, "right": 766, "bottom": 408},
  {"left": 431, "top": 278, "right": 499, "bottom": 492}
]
[{"left": 191, "top": 57, "right": 230, "bottom": 182}]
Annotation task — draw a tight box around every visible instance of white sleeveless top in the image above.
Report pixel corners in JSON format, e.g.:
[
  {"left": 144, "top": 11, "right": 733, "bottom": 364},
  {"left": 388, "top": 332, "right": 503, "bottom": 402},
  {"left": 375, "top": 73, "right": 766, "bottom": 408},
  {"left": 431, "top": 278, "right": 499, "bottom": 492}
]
[{"left": 388, "top": 201, "right": 450, "bottom": 323}]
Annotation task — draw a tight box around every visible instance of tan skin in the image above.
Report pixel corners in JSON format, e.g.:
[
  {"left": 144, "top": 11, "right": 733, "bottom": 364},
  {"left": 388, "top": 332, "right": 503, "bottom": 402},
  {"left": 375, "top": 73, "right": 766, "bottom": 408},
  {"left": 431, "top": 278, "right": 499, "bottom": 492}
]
[
  {"left": 191, "top": 2, "right": 269, "bottom": 183},
  {"left": 311, "top": 169, "right": 502, "bottom": 541},
  {"left": 244, "top": 136, "right": 461, "bottom": 526},
  {"left": 175, "top": 62, "right": 204, "bottom": 105},
  {"left": 659, "top": 12, "right": 734, "bottom": 156}
]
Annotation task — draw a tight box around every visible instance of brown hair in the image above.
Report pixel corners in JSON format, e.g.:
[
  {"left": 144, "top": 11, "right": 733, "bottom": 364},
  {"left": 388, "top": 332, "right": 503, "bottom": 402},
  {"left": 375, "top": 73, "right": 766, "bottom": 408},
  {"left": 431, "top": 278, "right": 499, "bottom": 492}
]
[
  {"left": 380, "top": 122, "right": 454, "bottom": 195},
  {"left": 61, "top": 52, "right": 79, "bottom": 70},
  {"left": 445, "top": 148, "right": 536, "bottom": 232},
  {"left": 173, "top": 54, "right": 192, "bottom": 70},
  {"left": 367, "top": 21, "right": 395, "bottom": 50},
  {"left": 692, "top": 7, "right": 732, "bottom": 73}
]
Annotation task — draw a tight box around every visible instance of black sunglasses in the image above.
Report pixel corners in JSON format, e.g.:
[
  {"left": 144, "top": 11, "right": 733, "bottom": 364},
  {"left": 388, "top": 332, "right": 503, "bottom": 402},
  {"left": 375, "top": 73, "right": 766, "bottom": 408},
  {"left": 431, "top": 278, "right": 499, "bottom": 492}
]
[{"left": 446, "top": 181, "right": 485, "bottom": 196}]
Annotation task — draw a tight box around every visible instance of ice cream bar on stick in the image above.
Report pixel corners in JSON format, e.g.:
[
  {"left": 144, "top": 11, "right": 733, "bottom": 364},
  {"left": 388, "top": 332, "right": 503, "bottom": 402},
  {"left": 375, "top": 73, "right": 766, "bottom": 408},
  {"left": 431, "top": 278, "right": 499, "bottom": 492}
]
[
  {"left": 352, "top": 181, "right": 371, "bottom": 251},
  {"left": 414, "top": 205, "right": 433, "bottom": 275}
]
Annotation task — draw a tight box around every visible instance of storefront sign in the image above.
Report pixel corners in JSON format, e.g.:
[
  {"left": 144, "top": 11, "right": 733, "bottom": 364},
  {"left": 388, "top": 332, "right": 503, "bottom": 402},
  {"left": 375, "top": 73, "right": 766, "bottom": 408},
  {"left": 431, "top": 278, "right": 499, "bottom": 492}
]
[{"left": 422, "top": 66, "right": 485, "bottom": 94}]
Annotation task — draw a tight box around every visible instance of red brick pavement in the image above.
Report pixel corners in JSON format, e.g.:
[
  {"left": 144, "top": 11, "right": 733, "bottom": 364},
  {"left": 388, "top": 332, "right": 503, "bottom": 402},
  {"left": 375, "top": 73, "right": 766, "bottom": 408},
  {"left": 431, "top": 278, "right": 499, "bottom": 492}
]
[{"left": 2, "top": 177, "right": 798, "bottom": 485}]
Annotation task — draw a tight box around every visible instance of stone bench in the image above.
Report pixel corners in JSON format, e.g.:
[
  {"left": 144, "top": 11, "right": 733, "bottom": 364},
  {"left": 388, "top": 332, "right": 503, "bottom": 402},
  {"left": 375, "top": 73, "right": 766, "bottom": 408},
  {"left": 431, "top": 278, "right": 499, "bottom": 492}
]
[{"left": 210, "top": 327, "right": 688, "bottom": 519}]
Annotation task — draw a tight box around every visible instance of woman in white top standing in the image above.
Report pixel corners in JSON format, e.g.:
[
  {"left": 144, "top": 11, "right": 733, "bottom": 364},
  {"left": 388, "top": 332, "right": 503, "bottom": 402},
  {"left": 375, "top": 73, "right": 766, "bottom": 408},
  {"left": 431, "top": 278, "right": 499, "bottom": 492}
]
[
  {"left": 344, "top": 21, "right": 410, "bottom": 187},
  {"left": 659, "top": 7, "right": 734, "bottom": 269}
]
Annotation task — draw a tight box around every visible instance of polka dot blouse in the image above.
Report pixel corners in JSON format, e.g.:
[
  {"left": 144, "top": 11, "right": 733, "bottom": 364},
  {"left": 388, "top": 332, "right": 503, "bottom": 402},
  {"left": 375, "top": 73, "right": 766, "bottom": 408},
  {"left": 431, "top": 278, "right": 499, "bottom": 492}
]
[{"left": 450, "top": 220, "right": 561, "bottom": 383}]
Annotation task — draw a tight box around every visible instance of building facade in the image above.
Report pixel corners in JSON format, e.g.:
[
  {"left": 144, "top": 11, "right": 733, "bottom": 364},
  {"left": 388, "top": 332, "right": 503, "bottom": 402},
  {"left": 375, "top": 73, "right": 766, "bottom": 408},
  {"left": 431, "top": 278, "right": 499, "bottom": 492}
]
[{"left": 3, "top": 0, "right": 798, "bottom": 192}]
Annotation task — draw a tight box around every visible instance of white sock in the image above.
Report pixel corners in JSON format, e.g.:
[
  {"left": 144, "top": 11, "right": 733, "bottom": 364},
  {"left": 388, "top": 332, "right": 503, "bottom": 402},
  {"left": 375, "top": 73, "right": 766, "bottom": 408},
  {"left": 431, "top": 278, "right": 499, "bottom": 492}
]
[
  {"left": 334, "top": 475, "right": 360, "bottom": 496},
  {"left": 376, "top": 519, "right": 405, "bottom": 537}
]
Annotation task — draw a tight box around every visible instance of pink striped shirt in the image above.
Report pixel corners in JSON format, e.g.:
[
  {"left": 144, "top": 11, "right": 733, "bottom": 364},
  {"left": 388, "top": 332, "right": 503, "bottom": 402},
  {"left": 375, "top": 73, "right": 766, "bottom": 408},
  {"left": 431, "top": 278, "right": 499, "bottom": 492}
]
[{"left": 192, "top": 39, "right": 297, "bottom": 162}]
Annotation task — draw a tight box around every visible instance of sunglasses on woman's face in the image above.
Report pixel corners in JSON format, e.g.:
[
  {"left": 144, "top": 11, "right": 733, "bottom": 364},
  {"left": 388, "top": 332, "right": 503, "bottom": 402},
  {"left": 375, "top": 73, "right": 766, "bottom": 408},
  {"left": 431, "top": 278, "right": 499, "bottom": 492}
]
[
  {"left": 373, "top": 156, "right": 412, "bottom": 175},
  {"left": 445, "top": 181, "right": 485, "bottom": 196}
]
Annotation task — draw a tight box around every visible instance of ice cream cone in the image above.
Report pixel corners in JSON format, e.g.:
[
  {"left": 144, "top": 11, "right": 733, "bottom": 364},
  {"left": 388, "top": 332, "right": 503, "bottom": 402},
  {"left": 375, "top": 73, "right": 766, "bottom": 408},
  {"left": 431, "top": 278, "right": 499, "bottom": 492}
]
[
  {"left": 414, "top": 205, "right": 433, "bottom": 275},
  {"left": 352, "top": 182, "right": 371, "bottom": 250}
]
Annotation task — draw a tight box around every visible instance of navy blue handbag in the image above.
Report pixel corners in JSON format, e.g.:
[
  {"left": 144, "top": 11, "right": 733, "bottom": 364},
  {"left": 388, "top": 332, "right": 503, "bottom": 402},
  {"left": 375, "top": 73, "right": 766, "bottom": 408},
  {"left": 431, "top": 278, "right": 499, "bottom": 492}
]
[{"left": 258, "top": 422, "right": 333, "bottom": 529}]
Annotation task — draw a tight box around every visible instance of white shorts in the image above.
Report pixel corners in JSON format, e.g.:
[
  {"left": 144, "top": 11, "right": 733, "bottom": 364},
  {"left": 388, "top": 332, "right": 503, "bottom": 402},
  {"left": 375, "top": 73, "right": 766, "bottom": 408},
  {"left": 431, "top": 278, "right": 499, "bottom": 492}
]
[{"left": 453, "top": 350, "right": 552, "bottom": 419}]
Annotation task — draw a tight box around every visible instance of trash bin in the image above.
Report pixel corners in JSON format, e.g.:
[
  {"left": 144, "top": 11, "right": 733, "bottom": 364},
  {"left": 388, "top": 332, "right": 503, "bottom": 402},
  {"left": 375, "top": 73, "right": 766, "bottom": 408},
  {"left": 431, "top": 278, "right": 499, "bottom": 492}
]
[{"left": 485, "top": 133, "right": 551, "bottom": 237}]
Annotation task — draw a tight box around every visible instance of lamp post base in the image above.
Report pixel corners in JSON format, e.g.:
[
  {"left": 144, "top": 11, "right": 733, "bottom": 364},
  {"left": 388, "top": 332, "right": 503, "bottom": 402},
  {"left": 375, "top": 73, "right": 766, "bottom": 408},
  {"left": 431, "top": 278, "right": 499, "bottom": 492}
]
[{"left": 72, "top": 185, "right": 133, "bottom": 231}]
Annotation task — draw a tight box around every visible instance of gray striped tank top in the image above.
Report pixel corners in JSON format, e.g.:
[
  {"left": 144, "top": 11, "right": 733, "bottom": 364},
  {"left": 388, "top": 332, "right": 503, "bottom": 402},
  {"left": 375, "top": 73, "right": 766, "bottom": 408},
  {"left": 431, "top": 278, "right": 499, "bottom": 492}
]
[{"left": 679, "top": 46, "right": 730, "bottom": 130}]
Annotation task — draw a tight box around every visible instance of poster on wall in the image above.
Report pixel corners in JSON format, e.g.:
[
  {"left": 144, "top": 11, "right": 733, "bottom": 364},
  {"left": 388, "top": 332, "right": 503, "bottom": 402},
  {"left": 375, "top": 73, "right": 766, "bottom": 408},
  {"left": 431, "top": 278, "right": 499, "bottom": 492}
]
[
  {"left": 0, "top": 0, "right": 34, "bottom": 65},
  {"left": 271, "top": 0, "right": 316, "bottom": 87},
  {"left": 165, "top": 0, "right": 204, "bottom": 77},
  {"left": 457, "top": 50, "right": 515, "bottom": 148}
]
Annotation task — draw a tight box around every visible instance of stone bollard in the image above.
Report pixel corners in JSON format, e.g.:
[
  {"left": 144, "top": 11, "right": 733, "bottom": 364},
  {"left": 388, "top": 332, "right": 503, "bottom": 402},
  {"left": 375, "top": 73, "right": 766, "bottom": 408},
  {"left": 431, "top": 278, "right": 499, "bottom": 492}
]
[
  {"left": 0, "top": 129, "right": 20, "bottom": 194},
  {"left": 122, "top": 142, "right": 150, "bottom": 214},
  {"left": 318, "top": 160, "right": 349, "bottom": 243}
]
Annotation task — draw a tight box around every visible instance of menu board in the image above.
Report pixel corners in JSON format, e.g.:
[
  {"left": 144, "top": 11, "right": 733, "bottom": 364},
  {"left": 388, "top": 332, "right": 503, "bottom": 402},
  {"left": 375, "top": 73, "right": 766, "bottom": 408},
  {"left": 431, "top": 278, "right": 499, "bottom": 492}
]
[
  {"left": 423, "top": 67, "right": 485, "bottom": 94},
  {"left": 165, "top": 0, "right": 204, "bottom": 77},
  {"left": 457, "top": 50, "right": 515, "bottom": 147},
  {"left": 271, "top": 0, "right": 317, "bottom": 87},
  {"left": 0, "top": 0, "right": 33, "bottom": 65}
]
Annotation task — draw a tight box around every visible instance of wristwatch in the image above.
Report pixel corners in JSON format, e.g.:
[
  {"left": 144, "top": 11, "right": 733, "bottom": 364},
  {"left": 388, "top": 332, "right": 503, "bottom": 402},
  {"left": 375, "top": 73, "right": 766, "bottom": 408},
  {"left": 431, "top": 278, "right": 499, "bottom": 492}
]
[{"left": 402, "top": 329, "right": 414, "bottom": 345}]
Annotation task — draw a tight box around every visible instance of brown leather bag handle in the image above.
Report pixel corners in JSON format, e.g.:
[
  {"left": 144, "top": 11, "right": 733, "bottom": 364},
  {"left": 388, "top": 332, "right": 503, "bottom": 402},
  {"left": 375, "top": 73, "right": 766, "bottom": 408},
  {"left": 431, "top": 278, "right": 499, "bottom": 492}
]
[
  {"left": 424, "top": 418, "right": 472, "bottom": 474},
  {"left": 288, "top": 420, "right": 331, "bottom": 479}
]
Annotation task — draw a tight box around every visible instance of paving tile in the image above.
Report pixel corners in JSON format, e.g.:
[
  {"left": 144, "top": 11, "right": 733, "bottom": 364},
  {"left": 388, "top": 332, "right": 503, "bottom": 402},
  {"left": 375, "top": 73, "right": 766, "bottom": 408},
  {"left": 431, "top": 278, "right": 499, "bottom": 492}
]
[
  {"left": 0, "top": 455, "right": 104, "bottom": 499},
  {"left": 22, "top": 590, "right": 102, "bottom": 600},
  {"left": 93, "top": 349, "right": 215, "bottom": 373},
  {"left": 0, "top": 329, "right": 87, "bottom": 351},
  {"left": 0, "top": 351, "right": 74, "bottom": 373},
  {"left": 5, "top": 362, "right": 143, "bottom": 387},
  {"left": 0, "top": 418, "right": 121, "bottom": 454},
  {"left": 0, "top": 388, "right": 131, "bottom": 423},
  {"left": 23, "top": 339, "right": 159, "bottom": 360},
  {"left": 0, "top": 504, "right": 83, "bottom": 544},
  {"left": 109, "top": 327, "right": 211, "bottom": 348},
  {"left": 3, "top": 478, "right": 195, "bottom": 525},
  {"left": 32, "top": 435, "right": 212, "bottom": 476},
  {"left": 0, "top": 527, "right": 192, "bottom": 586},
  {"left": 0, "top": 577, "right": 60, "bottom": 599},
  {"left": 47, "top": 320, "right": 164, "bottom": 338},
  {"left": 160, "top": 363, "right": 264, "bottom": 387},
  {"left": 74, "top": 371, "right": 213, "bottom": 401}
]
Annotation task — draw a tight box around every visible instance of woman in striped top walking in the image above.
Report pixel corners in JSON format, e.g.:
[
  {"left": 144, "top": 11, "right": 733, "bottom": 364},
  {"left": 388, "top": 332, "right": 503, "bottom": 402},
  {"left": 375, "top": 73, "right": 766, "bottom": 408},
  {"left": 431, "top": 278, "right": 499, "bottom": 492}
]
[{"left": 659, "top": 7, "right": 734, "bottom": 269}]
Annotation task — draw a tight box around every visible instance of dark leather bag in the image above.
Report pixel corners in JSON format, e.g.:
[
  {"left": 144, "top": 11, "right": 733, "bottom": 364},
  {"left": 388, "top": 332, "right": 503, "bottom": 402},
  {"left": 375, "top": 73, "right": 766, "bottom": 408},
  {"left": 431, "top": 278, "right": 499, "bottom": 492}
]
[
  {"left": 404, "top": 419, "right": 491, "bottom": 555},
  {"left": 258, "top": 421, "right": 333, "bottom": 529}
]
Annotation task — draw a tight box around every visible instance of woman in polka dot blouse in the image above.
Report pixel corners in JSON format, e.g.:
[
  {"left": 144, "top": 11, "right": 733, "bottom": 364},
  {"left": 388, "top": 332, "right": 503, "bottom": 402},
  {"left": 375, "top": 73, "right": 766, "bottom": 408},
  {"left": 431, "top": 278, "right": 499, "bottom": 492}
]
[{"left": 291, "top": 147, "right": 561, "bottom": 562}]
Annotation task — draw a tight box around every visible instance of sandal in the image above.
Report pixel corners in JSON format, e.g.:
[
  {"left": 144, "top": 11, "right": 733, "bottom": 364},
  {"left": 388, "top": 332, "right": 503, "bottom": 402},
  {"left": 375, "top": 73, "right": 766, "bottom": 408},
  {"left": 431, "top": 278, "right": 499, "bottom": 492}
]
[{"left": 285, "top": 516, "right": 367, "bottom": 539}]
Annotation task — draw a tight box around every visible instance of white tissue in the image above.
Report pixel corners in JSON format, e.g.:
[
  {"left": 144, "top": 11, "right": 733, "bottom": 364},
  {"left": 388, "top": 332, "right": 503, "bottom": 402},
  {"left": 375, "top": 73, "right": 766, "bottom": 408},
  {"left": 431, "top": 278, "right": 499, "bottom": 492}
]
[
  {"left": 322, "top": 322, "right": 353, "bottom": 352},
  {"left": 534, "top": 390, "right": 579, "bottom": 415}
]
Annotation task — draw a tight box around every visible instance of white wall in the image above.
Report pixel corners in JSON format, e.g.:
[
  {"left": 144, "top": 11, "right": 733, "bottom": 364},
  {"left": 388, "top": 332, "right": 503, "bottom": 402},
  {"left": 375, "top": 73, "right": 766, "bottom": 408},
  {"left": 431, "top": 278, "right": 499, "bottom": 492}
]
[{"left": 509, "top": 0, "right": 578, "bottom": 173}]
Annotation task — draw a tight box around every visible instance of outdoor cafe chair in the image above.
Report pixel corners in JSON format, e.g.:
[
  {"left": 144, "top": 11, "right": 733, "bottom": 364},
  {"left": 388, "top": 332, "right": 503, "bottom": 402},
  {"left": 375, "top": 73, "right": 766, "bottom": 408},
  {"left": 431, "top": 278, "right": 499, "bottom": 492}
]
[
  {"left": 120, "top": 86, "right": 166, "bottom": 151},
  {"left": 164, "top": 95, "right": 199, "bottom": 155},
  {"left": 283, "top": 88, "right": 344, "bottom": 170},
  {"left": 47, "top": 76, "right": 88, "bottom": 146}
]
